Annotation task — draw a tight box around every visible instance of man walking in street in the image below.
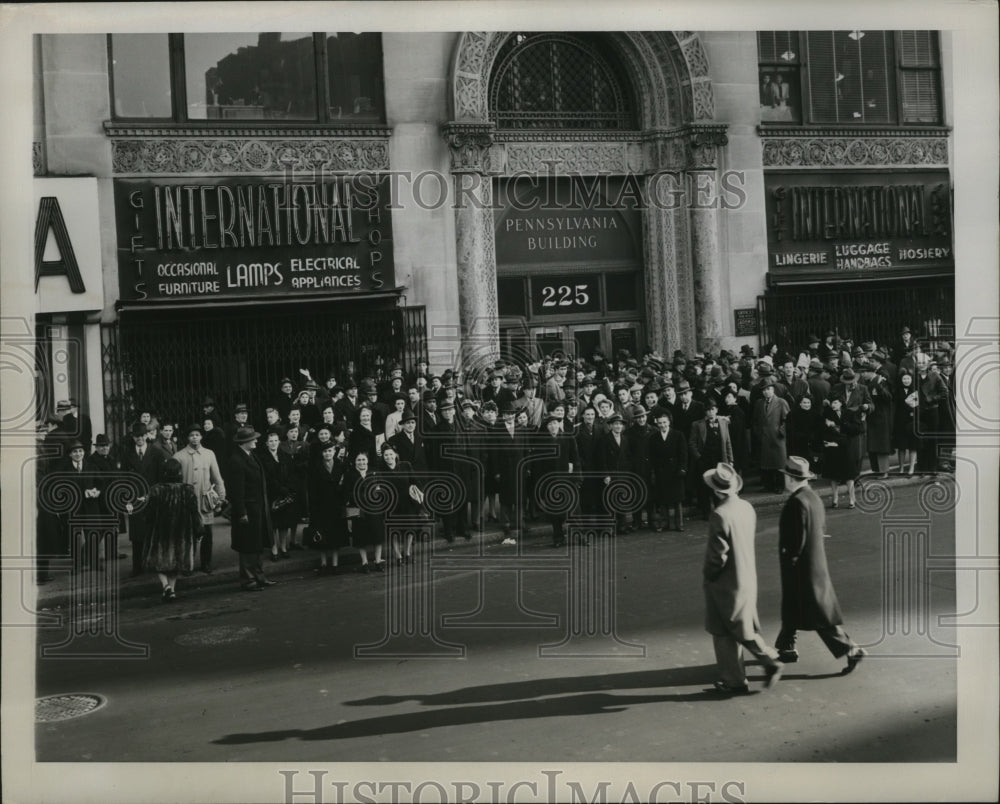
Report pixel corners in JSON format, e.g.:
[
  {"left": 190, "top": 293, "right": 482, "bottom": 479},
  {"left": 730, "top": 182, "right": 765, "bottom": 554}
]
[
  {"left": 775, "top": 456, "right": 867, "bottom": 674},
  {"left": 227, "top": 426, "right": 276, "bottom": 591},
  {"left": 701, "top": 462, "right": 784, "bottom": 695},
  {"left": 174, "top": 422, "right": 226, "bottom": 575},
  {"left": 123, "top": 422, "right": 169, "bottom": 576}
]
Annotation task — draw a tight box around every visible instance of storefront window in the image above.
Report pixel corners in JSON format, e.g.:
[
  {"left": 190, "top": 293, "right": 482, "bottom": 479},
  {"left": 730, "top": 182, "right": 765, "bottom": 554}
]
[
  {"left": 184, "top": 32, "right": 317, "bottom": 120},
  {"left": 110, "top": 34, "right": 172, "bottom": 118},
  {"left": 325, "top": 33, "right": 384, "bottom": 122}
]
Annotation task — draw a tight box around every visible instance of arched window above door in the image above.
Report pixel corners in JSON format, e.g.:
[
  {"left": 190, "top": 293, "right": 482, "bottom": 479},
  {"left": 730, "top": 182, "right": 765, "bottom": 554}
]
[{"left": 488, "top": 33, "right": 638, "bottom": 130}]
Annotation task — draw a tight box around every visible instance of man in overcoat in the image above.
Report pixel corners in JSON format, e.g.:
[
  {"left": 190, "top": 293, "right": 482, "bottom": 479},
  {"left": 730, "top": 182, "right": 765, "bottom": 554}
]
[
  {"left": 648, "top": 408, "right": 687, "bottom": 532},
  {"left": 532, "top": 414, "right": 579, "bottom": 547},
  {"left": 173, "top": 422, "right": 225, "bottom": 574},
  {"left": 597, "top": 412, "right": 632, "bottom": 533},
  {"left": 123, "top": 422, "right": 170, "bottom": 576},
  {"left": 489, "top": 403, "right": 527, "bottom": 540},
  {"left": 862, "top": 362, "right": 894, "bottom": 475},
  {"left": 227, "top": 426, "right": 276, "bottom": 591},
  {"left": 702, "top": 462, "right": 784, "bottom": 694},
  {"left": 775, "top": 456, "right": 866, "bottom": 673},
  {"left": 752, "top": 378, "right": 790, "bottom": 493},
  {"left": 430, "top": 400, "right": 471, "bottom": 541},
  {"left": 689, "top": 398, "right": 736, "bottom": 519}
]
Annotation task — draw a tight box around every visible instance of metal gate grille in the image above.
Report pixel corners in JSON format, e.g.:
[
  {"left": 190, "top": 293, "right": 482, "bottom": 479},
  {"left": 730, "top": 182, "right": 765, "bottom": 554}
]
[
  {"left": 102, "top": 304, "right": 427, "bottom": 439},
  {"left": 757, "top": 281, "right": 954, "bottom": 351}
]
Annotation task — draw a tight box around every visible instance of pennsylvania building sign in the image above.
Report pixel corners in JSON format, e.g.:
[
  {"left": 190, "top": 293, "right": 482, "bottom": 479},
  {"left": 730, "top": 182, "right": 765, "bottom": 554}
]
[
  {"left": 114, "top": 176, "right": 394, "bottom": 302},
  {"left": 764, "top": 170, "right": 953, "bottom": 282}
]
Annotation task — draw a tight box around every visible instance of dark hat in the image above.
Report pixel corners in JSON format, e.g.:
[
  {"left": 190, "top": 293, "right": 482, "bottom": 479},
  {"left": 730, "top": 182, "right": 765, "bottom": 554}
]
[
  {"left": 676, "top": 380, "right": 691, "bottom": 392},
  {"left": 631, "top": 405, "right": 648, "bottom": 419},
  {"left": 651, "top": 405, "right": 673, "bottom": 421},
  {"left": 128, "top": 422, "right": 148, "bottom": 438},
  {"left": 439, "top": 399, "right": 456, "bottom": 412},
  {"left": 279, "top": 377, "right": 293, "bottom": 386},
  {"left": 266, "top": 424, "right": 287, "bottom": 439},
  {"left": 400, "top": 409, "right": 416, "bottom": 423},
  {"left": 56, "top": 399, "right": 72, "bottom": 413},
  {"left": 824, "top": 330, "right": 835, "bottom": 337},
  {"left": 500, "top": 402, "right": 517, "bottom": 415},
  {"left": 606, "top": 412, "right": 625, "bottom": 425},
  {"left": 704, "top": 397, "right": 719, "bottom": 410},
  {"left": 851, "top": 346, "right": 865, "bottom": 357},
  {"left": 162, "top": 458, "right": 183, "bottom": 482},
  {"left": 234, "top": 402, "right": 249, "bottom": 414},
  {"left": 841, "top": 368, "right": 857, "bottom": 381},
  {"left": 202, "top": 396, "right": 215, "bottom": 407},
  {"left": 901, "top": 326, "right": 912, "bottom": 335},
  {"left": 233, "top": 426, "right": 261, "bottom": 444},
  {"left": 361, "top": 381, "right": 378, "bottom": 394},
  {"left": 778, "top": 455, "right": 817, "bottom": 480},
  {"left": 521, "top": 373, "right": 536, "bottom": 390},
  {"left": 542, "top": 414, "right": 562, "bottom": 428},
  {"left": 344, "top": 378, "right": 358, "bottom": 389},
  {"left": 184, "top": 422, "right": 205, "bottom": 437},
  {"left": 760, "top": 376, "right": 777, "bottom": 387},
  {"left": 852, "top": 360, "right": 867, "bottom": 371},
  {"left": 807, "top": 333, "right": 821, "bottom": 344},
  {"left": 740, "top": 344, "right": 754, "bottom": 354},
  {"left": 582, "top": 376, "right": 597, "bottom": 387},
  {"left": 871, "top": 351, "right": 887, "bottom": 363},
  {"left": 490, "top": 370, "right": 505, "bottom": 380},
  {"left": 808, "top": 358, "right": 824, "bottom": 371},
  {"left": 422, "top": 390, "right": 437, "bottom": 403},
  {"left": 645, "top": 380, "right": 662, "bottom": 393},
  {"left": 326, "top": 371, "right": 339, "bottom": 382},
  {"left": 702, "top": 462, "right": 743, "bottom": 495},
  {"left": 937, "top": 356, "right": 953, "bottom": 367},
  {"left": 861, "top": 341, "right": 876, "bottom": 352},
  {"left": 67, "top": 439, "right": 87, "bottom": 452},
  {"left": 94, "top": 434, "right": 110, "bottom": 446},
  {"left": 461, "top": 399, "right": 478, "bottom": 410},
  {"left": 757, "top": 363, "right": 773, "bottom": 376},
  {"left": 480, "top": 401, "right": 498, "bottom": 413},
  {"left": 564, "top": 395, "right": 578, "bottom": 406},
  {"left": 305, "top": 380, "right": 321, "bottom": 391}
]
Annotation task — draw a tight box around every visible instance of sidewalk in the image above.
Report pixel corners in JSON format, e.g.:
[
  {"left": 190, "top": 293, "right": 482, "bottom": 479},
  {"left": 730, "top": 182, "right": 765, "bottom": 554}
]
[{"left": 33, "top": 471, "right": 938, "bottom": 610}]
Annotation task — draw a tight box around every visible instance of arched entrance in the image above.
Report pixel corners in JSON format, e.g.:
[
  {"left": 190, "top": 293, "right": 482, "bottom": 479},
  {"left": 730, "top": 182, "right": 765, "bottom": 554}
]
[{"left": 442, "top": 31, "right": 729, "bottom": 366}]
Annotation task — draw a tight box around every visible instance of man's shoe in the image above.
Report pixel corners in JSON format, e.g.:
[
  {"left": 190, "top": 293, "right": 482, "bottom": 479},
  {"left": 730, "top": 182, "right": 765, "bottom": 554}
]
[
  {"left": 241, "top": 582, "right": 262, "bottom": 592},
  {"left": 257, "top": 579, "right": 277, "bottom": 587},
  {"left": 842, "top": 648, "right": 866, "bottom": 675},
  {"left": 778, "top": 649, "right": 799, "bottom": 663},
  {"left": 764, "top": 662, "right": 784, "bottom": 689},
  {"left": 712, "top": 680, "right": 750, "bottom": 695}
]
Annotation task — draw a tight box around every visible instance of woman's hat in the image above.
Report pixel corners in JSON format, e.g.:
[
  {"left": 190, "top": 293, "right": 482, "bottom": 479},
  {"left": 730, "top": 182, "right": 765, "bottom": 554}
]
[
  {"left": 162, "top": 458, "right": 183, "bottom": 482},
  {"left": 778, "top": 455, "right": 817, "bottom": 480},
  {"left": 702, "top": 462, "right": 743, "bottom": 495},
  {"left": 233, "top": 426, "right": 261, "bottom": 444}
]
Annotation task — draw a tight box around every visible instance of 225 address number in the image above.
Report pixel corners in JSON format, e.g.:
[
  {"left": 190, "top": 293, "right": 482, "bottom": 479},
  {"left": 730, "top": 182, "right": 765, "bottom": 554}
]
[{"left": 540, "top": 284, "right": 590, "bottom": 307}]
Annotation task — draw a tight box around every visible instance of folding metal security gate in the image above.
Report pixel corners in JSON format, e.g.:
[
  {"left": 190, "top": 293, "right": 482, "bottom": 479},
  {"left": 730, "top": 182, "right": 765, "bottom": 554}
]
[
  {"left": 757, "top": 280, "right": 954, "bottom": 351},
  {"left": 101, "top": 303, "right": 427, "bottom": 440}
]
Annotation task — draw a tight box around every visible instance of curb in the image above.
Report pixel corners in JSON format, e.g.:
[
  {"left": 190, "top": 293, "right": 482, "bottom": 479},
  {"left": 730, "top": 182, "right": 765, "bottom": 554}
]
[{"left": 34, "top": 472, "right": 939, "bottom": 610}]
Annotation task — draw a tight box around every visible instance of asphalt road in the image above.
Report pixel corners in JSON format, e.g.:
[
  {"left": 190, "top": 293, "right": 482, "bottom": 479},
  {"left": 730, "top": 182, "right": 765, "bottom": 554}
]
[{"left": 36, "top": 483, "right": 956, "bottom": 764}]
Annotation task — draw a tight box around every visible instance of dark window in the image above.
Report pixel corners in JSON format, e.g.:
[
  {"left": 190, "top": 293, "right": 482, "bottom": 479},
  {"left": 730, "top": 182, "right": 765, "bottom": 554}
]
[
  {"left": 110, "top": 34, "right": 173, "bottom": 118},
  {"left": 605, "top": 272, "right": 638, "bottom": 312},
  {"left": 498, "top": 277, "right": 527, "bottom": 317},
  {"left": 757, "top": 30, "right": 942, "bottom": 125},
  {"left": 489, "top": 33, "right": 636, "bottom": 130},
  {"left": 108, "top": 32, "right": 385, "bottom": 125}
]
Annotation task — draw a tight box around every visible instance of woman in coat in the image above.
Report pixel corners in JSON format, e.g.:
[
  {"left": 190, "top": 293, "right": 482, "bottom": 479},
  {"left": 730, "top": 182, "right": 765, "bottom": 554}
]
[
  {"left": 281, "top": 423, "right": 309, "bottom": 550},
  {"left": 378, "top": 445, "right": 424, "bottom": 565},
  {"left": 200, "top": 416, "right": 227, "bottom": 460},
  {"left": 721, "top": 389, "right": 750, "bottom": 474},
  {"left": 916, "top": 359, "right": 949, "bottom": 472},
  {"left": 829, "top": 369, "right": 872, "bottom": 484},
  {"left": 786, "top": 395, "right": 822, "bottom": 474},
  {"left": 648, "top": 407, "right": 688, "bottom": 531},
  {"left": 893, "top": 370, "right": 921, "bottom": 474},
  {"left": 342, "top": 451, "right": 385, "bottom": 572},
  {"left": 820, "top": 397, "right": 852, "bottom": 508},
  {"left": 141, "top": 458, "right": 202, "bottom": 602},
  {"left": 259, "top": 429, "right": 297, "bottom": 561},
  {"left": 348, "top": 406, "right": 380, "bottom": 463},
  {"left": 227, "top": 427, "right": 274, "bottom": 591},
  {"left": 307, "top": 439, "right": 350, "bottom": 573},
  {"left": 864, "top": 366, "right": 895, "bottom": 476}
]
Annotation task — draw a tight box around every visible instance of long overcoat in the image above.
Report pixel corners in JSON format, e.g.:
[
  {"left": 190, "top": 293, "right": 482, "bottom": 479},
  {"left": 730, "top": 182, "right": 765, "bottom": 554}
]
[
  {"left": 227, "top": 447, "right": 272, "bottom": 553},
  {"left": 703, "top": 495, "right": 763, "bottom": 641},
  {"left": 647, "top": 427, "right": 687, "bottom": 505},
  {"left": 173, "top": 444, "right": 225, "bottom": 527},
  {"left": 778, "top": 485, "right": 844, "bottom": 629},
  {"left": 865, "top": 374, "right": 895, "bottom": 454},
  {"left": 488, "top": 423, "right": 527, "bottom": 505},
  {"left": 752, "top": 395, "right": 790, "bottom": 470}
]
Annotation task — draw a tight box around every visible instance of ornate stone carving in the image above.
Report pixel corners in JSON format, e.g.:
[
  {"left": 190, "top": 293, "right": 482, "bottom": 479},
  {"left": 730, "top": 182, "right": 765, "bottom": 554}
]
[
  {"left": 761, "top": 135, "right": 949, "bottom": 168},
  {"left": 687, "top": 124, "right": 729, "bottom": 169},
  {"left": 503, "top": 141, "right": 630, "bottom": 174},
  {"left": 441, "top": 122, "right": 496, "bottom": 173},
  {"left": 33, "top": 141, "right": 44, "bottom": 176}
]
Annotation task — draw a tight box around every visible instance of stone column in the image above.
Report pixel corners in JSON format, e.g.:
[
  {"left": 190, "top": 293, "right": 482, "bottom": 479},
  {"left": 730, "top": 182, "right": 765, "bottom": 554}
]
[
  {"left": 686, "top": 126, "right": 729, "bottom": 355},
  {"left": 441, "top": 122, "right": 499, "bottom": 368}
]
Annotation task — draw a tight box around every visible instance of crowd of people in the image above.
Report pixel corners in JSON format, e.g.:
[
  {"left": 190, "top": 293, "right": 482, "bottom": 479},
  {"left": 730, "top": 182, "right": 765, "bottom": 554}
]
[{"left": 35, "top": 325, "right": 955, "bottom": 597}]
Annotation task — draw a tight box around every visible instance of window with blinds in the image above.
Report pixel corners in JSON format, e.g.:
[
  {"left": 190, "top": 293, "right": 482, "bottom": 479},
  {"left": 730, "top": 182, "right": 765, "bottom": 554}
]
[{"left": 757, "top": 30, "right": 942, "bottom": 125}]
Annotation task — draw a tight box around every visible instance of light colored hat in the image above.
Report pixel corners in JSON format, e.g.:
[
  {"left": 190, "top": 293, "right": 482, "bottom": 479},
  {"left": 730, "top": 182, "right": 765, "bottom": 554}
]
[
  {"left": 778, "top": 456, "right": 817, "bottom": 481},
  {"left": 702, "top": 462, "right": 743, "bottom": 495}
]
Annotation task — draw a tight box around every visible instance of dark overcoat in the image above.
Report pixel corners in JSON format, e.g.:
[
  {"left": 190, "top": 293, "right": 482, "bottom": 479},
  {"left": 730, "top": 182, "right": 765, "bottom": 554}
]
[
  {"left": 648, "top": 427, "right": 687, "bottom": 505},
  {"left": 308, "top": 458, "right": 349, "bottom": 549},
  {"left": 259, "top": 447, "right": 297, "bottom": 529},
  {"left": 228, "top": 447, "right": 272, "bottom": 553},
  {"left": 752, "top": 395, "right": 790, "bottom": 470},
  {"left": 865, "top": 374, "right": 894, "bottom": 454},
  {"left": 778, "top": 485, "right": 844, "bottom": 629},
  {"left": 123, "top": 442, "right": 170, "bottom": 543},
  {"left": 488, "top": 423, "right": 527, "bottom": 505},
  {"left": 703, "top": 495, "right": 763, "bottom": 641}
]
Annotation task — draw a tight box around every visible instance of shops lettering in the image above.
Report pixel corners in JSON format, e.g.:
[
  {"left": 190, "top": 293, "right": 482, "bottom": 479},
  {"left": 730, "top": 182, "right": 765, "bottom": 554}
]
[
  {"left": 153, "top": 181, "right": 359, "bottom": 250},
  {"left": 773, "top": 251, "right": 828, "bottom": 266},
  {"left": 289, "top": 257, "right": 360, "bottom": 271},
  {"left": 898, "top": 246, "right": 951, "bottom": 260},
  {"left": 226, "top": 262, "right": 284, "bottom": 288},
  {"left": 528, "top": 234, "right": 599, "bottom": 251},
  {"left": 506, "top": 215, "right": 619, "bottom": 233}
]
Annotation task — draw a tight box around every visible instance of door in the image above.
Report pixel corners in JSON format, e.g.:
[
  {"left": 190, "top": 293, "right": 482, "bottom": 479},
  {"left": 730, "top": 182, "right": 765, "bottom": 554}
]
[
  {"left": 608, "top": 322, "right": 641, "bottom": 360},
  {"left": 569, "top": 325, "right": 603, "bottom": 363}
]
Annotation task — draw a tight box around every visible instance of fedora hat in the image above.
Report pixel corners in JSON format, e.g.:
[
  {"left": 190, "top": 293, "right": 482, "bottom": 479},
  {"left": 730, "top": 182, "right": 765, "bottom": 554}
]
[
  {"left": 202, "top": 395, "right": 216, "bottom": 407},
  {"left": 542, "top": 414, "right": 562, "bottom": 428},
  {"left": 66, "top": 439, "right": 87, "bottom": 453},
  {"left": 56, "top": 399, "right": 73, "bottom": 413},
  {"left": 779, "top": 455, "right": 817, "bottom": 481},
  {"left": 702, "top": 462, "right": 743, "bottom": 495},
  {"left": 233, "top": 426, "right": 261, "bottom": 444},
  {"left": 676, "top": 380, "right": 691, "bottom": 392},
  {"left": 129, "top": 421, "right": 149, "bottom": 439},
  {"left": 606, "top": 412, "right": 625, "bottom": 425},
  {"left": 400, "top": 409, "right": 416, "bottom": 423},
  {"left": 840, "top": 368, "right": 856, "bottom": 381},
  {"left": 94, "top": 433, "right": 110, "bottom": 447},
  {"left": 184, "top": 422, "right": 205, "bottom": 437},
  {"left": 439, "top": 399, "right": 456, "bottom": 411}
]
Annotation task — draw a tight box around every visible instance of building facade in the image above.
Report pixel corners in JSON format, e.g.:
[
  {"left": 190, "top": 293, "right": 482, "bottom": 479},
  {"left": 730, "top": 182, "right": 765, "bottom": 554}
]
[{"left": 32, "top": 30, "right": 954, "bottom": 440}]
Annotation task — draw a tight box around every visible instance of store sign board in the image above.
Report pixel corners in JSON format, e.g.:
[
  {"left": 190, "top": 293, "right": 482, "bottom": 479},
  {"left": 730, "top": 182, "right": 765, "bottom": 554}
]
[
  {"left": 114, "top": 176, "right": 394, "bottom": 302},
  {"left": 734, "top": 308, "right": 759, "bottom": 336},
  {"left": 34, "top": 178, "right": 105, "bottom": 313},
  {"left": 495, "top": 176, "right": 641, "bottom": 267},
  {"left": 765, "top": 170, "right": 953, "bottom": 279}
]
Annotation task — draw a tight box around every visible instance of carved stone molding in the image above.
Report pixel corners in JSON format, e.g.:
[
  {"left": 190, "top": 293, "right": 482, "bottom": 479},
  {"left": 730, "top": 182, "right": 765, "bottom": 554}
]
[
  {"left": 33, "top": 141, "right": 45, "bottom": 176},
  {"left": 109, "top": 136, "right": 391, "bottom": 175},
  {"left": 441, "top": 122, "right": 496, "bottom": 173},
  {"left": 687, "top": 124, "right": 729, "bottom": 169},
  {"left": 104, "top": 124, "right": 393, "bottom": 139},
  {"left": 761, "top": 136, "right": 949, "bottom": 168},
  {"left": 501, "top": 141, "right": 637, "bottom": 174}
]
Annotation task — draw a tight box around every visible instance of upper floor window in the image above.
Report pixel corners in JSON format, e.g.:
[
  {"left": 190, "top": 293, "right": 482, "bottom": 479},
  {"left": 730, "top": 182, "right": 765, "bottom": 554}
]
[
  {"left": 757, "top": 30, "right": 942, "bottom": 125},
  {"left": 109, "top": 32, "right": 385, "bottom": 124},
  {"left": 489, "top": 33, "right": 637, "bottom": 130}
]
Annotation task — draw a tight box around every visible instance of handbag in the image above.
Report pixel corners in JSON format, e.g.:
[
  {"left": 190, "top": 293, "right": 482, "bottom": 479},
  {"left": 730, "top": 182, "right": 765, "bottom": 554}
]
[
  {"left": 271, "top": 494, "right": 295, "bottom": 513},
  {"left": 201, "top": 488, "right": 222, "bottom": 515}
]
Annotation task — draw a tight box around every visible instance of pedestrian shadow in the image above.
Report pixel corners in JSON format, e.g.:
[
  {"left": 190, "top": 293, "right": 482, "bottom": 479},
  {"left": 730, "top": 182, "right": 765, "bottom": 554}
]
[
  {"left": 343, "top": 665, "right": 717, "bottom": 707},
  {"left": 212, "top": 689, "right": 735, "bottom": 746}
]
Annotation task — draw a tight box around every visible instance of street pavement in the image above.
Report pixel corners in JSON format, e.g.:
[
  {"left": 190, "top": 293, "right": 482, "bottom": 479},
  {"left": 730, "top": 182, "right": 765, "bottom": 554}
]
[{"left": 33, "top": 475, "right": 957, "bottom": 764}]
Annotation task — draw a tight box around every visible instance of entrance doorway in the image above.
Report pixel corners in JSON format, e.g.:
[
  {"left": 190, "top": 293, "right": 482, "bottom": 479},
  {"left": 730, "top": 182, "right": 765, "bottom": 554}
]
[{"left": 523, "top": 321, "right": 643, "bottom": 362}]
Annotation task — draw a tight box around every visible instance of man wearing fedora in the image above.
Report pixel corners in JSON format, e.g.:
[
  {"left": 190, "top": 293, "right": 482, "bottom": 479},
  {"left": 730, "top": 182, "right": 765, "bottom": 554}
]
[
  {"left": 690, "top": 398, "right": 736, "bottom": 520},
  {"left": 228, "top": 426, "right": 276, "bottom": 591},
  {"left": 775, "top": 456, "right": 866, "bottom": 673},
  {"left": 430, "top": 399, "right": 471, "bottom": 542},
  {"left": 489, "top": 402, "right": 527, "bottom": 540},
  {"left": 174, "top": 422, "right": 226, "bottom": 575},
  {"left": 753, "top": 377, "right": 790, "bottom": 493},
  {"left": 123, "top": 422, "right": 170, "bottom": 576},
  {"left": 598, "top": 412, "right": 632, "bottom": 533},
  {"left": 702, "top": 462, "right": 784, "bottom": 694}
]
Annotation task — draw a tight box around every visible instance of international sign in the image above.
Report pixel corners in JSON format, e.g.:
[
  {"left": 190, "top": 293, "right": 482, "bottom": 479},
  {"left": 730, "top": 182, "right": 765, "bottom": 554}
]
[
  {"left": 764, "top": 170, "right": 952, "bottom": 281},
  {"left": 114, "top": 176, "right": 394, "bottom": 302}
]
